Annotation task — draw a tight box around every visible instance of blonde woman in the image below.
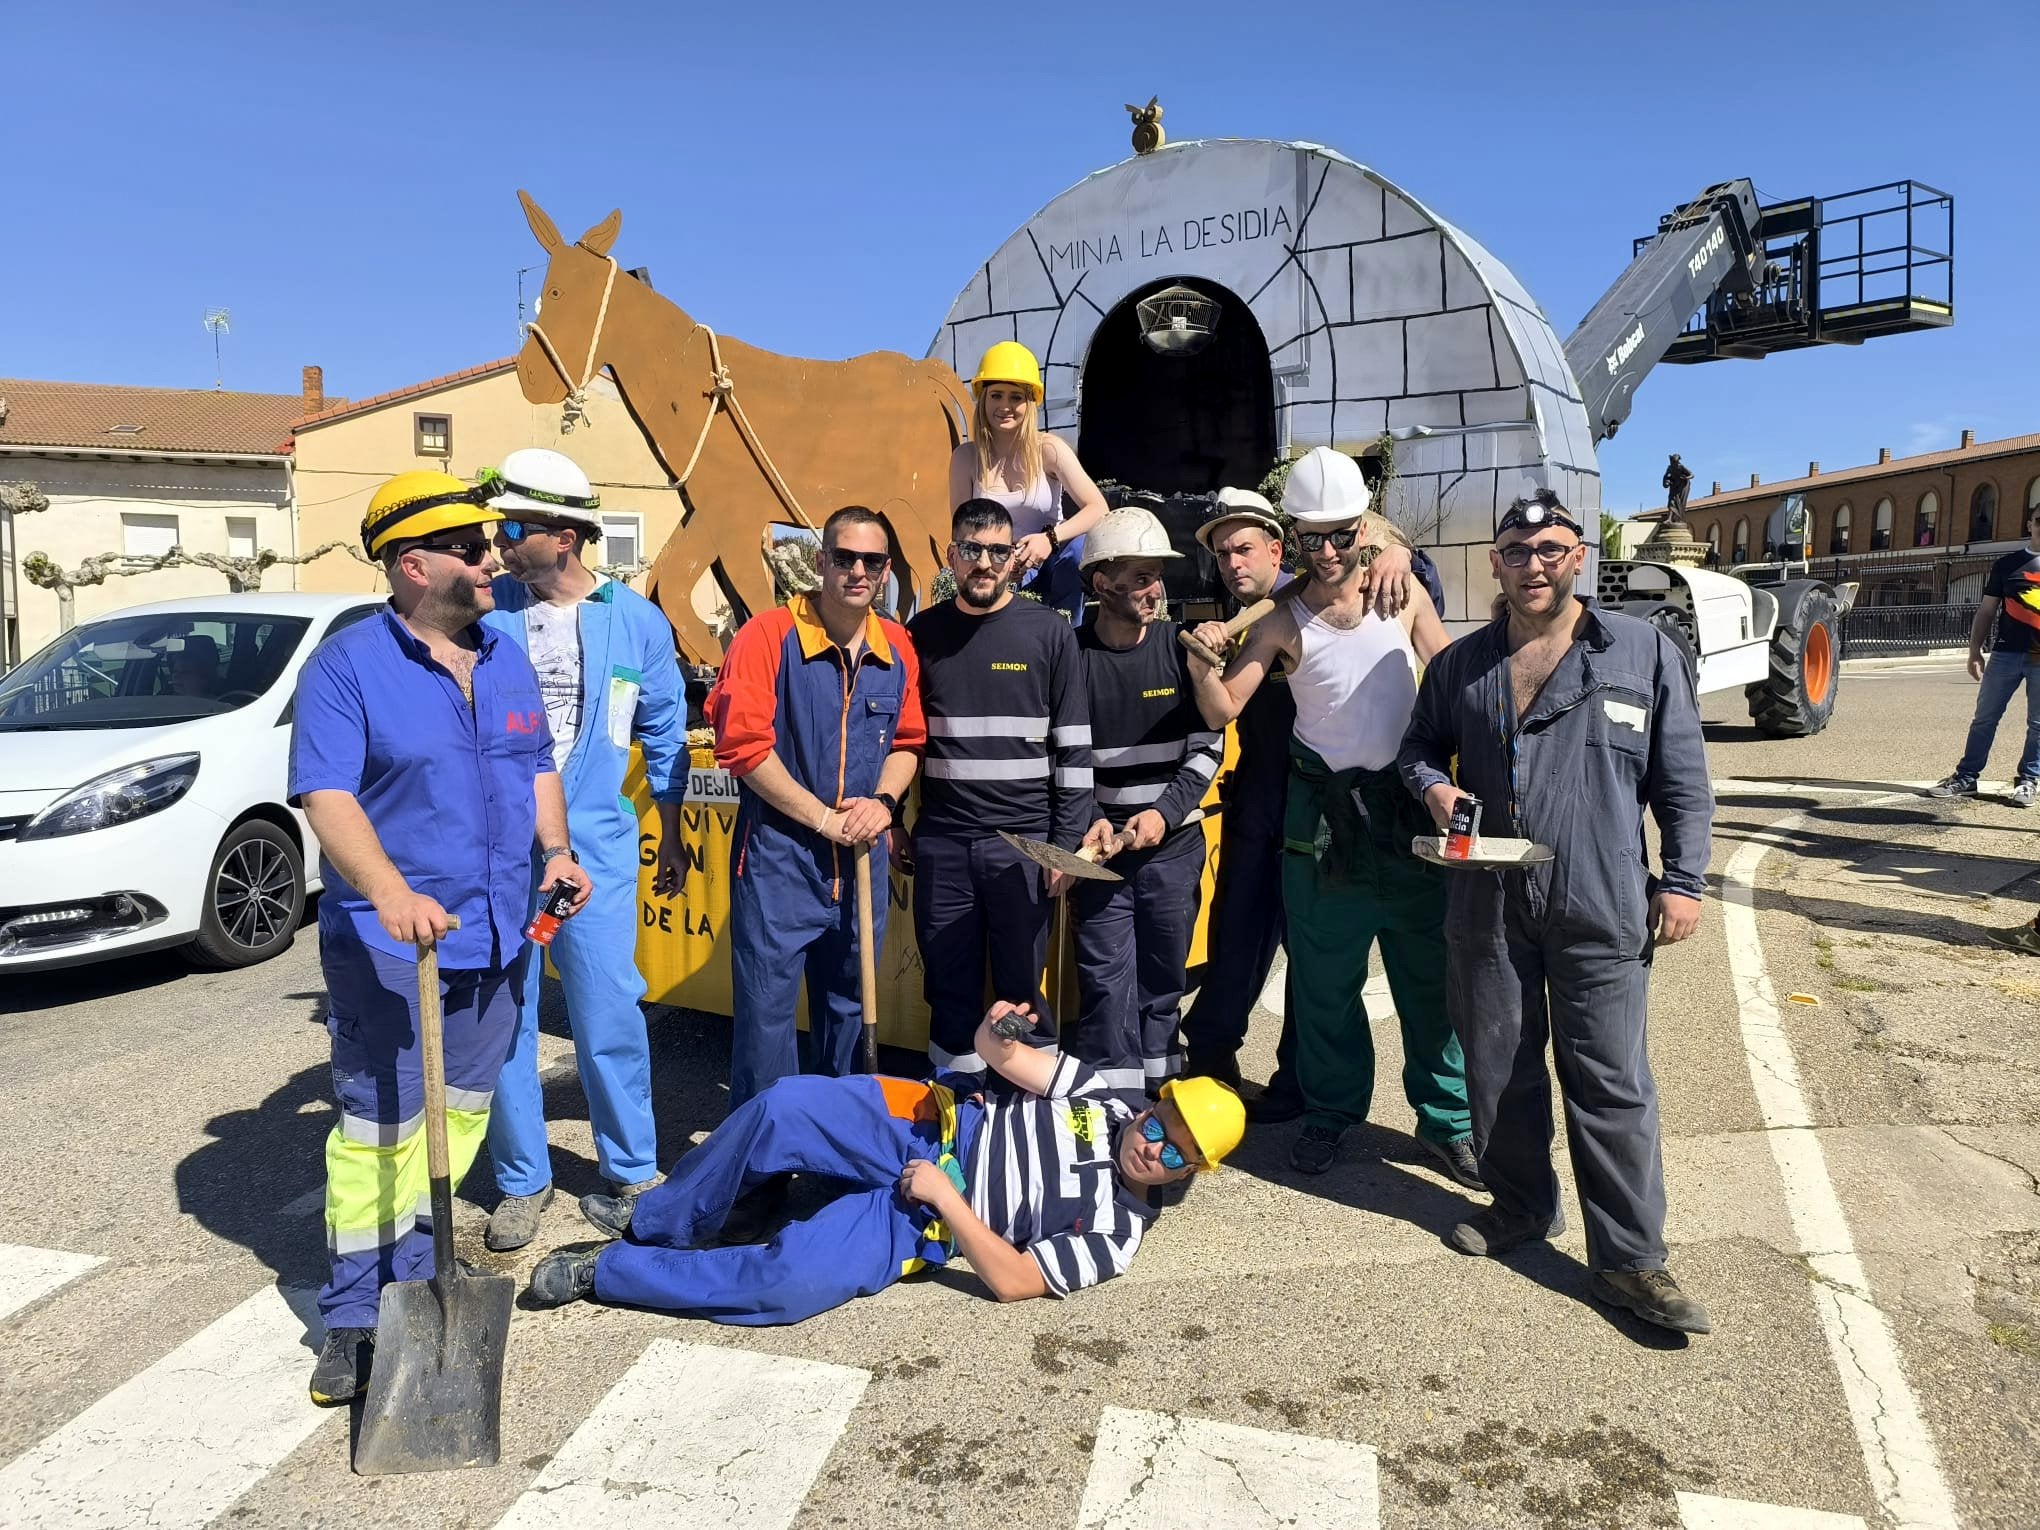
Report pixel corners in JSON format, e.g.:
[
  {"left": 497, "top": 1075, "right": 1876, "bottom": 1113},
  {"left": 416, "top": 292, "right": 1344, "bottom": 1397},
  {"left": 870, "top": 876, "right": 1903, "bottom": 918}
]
[{"left": 948, "top": 341, "right": 1109, "bottom": 619}]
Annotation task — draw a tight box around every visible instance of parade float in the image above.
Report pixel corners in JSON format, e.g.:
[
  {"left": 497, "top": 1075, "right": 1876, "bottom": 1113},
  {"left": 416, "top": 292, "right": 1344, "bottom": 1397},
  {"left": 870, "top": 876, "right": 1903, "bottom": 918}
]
[{"left": 514, "top": 122, "right": 1953, "bottom": 1041}]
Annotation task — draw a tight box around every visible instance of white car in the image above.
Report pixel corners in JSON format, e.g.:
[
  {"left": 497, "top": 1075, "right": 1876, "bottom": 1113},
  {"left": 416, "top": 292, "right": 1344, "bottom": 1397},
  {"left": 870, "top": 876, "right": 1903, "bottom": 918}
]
[{"left": 0, "top": 592, "right": 384, "bottom": 973}]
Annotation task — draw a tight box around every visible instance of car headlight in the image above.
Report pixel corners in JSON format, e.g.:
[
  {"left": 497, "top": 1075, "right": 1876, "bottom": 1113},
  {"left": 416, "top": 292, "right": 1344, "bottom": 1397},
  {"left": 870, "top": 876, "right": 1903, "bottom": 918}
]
[{"left": 19, "top": 754, "right": 201, "bottom": 841}]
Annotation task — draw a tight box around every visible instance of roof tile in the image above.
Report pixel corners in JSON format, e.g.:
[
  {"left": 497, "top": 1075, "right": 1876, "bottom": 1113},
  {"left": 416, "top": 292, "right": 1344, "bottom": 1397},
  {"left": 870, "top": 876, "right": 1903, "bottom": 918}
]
[{"left": 0, "top": 378, "right": 314, "bottom": 456}]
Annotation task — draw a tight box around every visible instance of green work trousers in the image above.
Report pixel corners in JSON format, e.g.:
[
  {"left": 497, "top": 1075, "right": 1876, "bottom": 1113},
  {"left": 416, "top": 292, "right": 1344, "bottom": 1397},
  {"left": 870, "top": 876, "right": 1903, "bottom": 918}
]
[{"left": 1281, "top": 742, "right": 1470, "bottom": 1144}]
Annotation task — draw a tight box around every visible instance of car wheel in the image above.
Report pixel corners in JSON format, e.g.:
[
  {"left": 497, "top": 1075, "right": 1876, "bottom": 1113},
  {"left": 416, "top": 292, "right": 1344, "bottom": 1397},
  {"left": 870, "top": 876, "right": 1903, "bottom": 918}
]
[{"left": 185, "top": 818, "right": 306, "bottom": 969}]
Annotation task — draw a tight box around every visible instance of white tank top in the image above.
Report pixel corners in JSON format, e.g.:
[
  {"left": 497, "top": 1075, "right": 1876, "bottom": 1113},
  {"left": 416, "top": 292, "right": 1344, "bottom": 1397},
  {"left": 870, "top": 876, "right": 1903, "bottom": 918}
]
[
  {"left": 978, "top": 467, "right": 1062, "bottom": 539},
  {"left": 1288, "top": 604, "right": 1419, "bottom": 773}
]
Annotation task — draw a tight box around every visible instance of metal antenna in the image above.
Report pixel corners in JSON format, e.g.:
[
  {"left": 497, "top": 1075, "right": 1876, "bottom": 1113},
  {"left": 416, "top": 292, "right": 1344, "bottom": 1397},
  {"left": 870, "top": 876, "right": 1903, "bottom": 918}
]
[
  {"left": 203, "top": 309, "right": 231, "bottom": 390},
  {"left": 515, "top": 267, "right": 542, "bottom": 348}
]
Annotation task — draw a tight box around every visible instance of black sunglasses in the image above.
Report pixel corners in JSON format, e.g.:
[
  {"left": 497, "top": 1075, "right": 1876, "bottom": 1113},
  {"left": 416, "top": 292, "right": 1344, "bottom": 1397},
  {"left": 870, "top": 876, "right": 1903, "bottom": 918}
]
[
  {"left": 1296, "top": 527, "right": 1361, "bottom": 553},
  {"left": 826, "top": 548, "right": 891, "bottom": 574},
  {"left": 955, "top": 540, "right": 1016, "bottom": 567},
  {"left": 410, "top": 538, "right": 492, "bottom": 567}
]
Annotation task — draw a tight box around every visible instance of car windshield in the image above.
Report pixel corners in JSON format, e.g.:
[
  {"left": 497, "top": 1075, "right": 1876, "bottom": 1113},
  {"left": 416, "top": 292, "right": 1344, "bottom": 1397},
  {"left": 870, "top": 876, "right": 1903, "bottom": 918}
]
[{"left": 0, "top": 612, "right": 314, "bottom": 731}]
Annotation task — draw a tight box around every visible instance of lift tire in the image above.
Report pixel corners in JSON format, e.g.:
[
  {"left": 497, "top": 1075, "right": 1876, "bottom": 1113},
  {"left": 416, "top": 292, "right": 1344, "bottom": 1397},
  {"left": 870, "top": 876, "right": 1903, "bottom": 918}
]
[{"left": 1746, "top": 589, "right": 1840, "bottom": 738}]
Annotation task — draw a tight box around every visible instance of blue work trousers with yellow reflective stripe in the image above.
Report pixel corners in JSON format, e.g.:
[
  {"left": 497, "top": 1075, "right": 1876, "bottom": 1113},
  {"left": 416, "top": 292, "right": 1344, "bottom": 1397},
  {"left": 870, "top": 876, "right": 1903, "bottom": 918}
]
[
  {"left": 318, "top": 926, "right": 520, "bottom": 1329},
  {"left": 594, "top": 1074, "right": 983, "bottom": 1327}
]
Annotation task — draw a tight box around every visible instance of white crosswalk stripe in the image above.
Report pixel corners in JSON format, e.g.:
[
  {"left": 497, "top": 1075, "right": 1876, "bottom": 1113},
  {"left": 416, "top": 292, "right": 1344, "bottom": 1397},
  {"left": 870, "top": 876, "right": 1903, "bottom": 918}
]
[
  {"left": 0, "top": 1244, "right": 104, "bottom": 1323},
  {"left": 0, "top": 1283, "right": 325, "bottom": 1529},
  {"left": 1076, "top": 1405, "right": 1380, "bottom": 1529},
  {"left": 1677, "top": 1490, "right": 1868, "bottom": 1529},
  {"left": 491, "top": 1339, "right": 869, "bottom": 1529}
]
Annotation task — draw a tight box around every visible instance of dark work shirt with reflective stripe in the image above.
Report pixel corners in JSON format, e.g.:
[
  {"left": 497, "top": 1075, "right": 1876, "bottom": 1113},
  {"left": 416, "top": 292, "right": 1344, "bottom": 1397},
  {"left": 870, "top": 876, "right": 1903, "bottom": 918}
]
[
  {"left": 288, "top": 607, "right": 555, "bottom": 970},
  {"left": 962, "top": 1052, "right": 1154, "bottom": 1297},
  {"left": 907, "top": 597, "right": 1096, "bottom": 848},
  {"left": 1075, "top": 619, "right": 1222, "bottom": 833}
]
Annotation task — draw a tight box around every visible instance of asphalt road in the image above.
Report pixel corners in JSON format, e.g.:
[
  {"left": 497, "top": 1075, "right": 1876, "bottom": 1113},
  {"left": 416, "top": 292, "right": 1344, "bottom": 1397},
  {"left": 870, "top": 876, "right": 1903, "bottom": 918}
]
[{"left": 0, "top": 654, "right": 2033, "bottom": 1530}]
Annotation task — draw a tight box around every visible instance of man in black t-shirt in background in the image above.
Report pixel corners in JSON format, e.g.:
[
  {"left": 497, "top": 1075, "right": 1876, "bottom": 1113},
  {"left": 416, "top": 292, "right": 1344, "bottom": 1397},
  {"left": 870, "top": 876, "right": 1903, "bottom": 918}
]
[{"left": 1928, "top": 501, "right": 2040, "bottom": 807}]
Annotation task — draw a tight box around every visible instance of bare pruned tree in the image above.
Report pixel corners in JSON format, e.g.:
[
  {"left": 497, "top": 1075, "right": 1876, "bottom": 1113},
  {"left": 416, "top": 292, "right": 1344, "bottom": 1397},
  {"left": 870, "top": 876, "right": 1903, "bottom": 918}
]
[{"left": 21, "top": 541, "right": 374, "bottom": 631}]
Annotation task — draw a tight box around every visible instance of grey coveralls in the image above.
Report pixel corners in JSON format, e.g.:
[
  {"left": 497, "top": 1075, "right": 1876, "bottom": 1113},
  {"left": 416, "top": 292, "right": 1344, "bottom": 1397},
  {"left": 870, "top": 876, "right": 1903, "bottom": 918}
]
[{"left": 1398, "top": 608, "right": 1712, "bottom": 1272}]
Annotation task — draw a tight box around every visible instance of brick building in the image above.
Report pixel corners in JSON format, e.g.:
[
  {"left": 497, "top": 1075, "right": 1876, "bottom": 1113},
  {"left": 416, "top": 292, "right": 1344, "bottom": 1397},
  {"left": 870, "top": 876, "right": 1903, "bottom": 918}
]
[{"left": 1683, "top": 428, "right": 2040, "bottom": 570}]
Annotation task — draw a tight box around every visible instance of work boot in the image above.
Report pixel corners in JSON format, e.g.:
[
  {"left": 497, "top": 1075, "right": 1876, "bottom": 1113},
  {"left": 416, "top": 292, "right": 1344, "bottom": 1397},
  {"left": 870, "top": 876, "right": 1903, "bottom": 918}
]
[
  {"left": 308, "top": 1325, "right": 374, "bottom": 1407},
  {"left": 1590, "top": 1268, "right": 1713, "bottom": 1335},
  {"left": 1989, "top": 919, "right": 2040, "bottom": 956},
  {"left": 2011, "top": 778, "right": 2038, "bottom": 809},
  {"left": 579, "top": 1192, "right": 635, "bottom": 1239},
  {"left": 1247, "top": 1082, "right": 1306, "bottom": 1125},
  {"left": 1927, "top": 773, "right": 1977, "bottom": 798},
  {"left": 527, "top": 1249, "right": 600, "bottom": 1309},
  {"left": 1289, "top": 1123, "right": 1343, "bottom": 1175},
  {"left": 484, "top": 1186, "right": 555, "bottom": 1252},
  {"left": 1184, "top": 1050, "right": 1244, "bottom": 1093},
  {"left": 1420, "top": 1134, "right": 1486, "bottom": 1191},
  {"left": 718, "top": 1174, "right": 794, "bottom": 1244},
  {"left": 1447, "top": 1203, "right": 1566, "bottom": 1257}
]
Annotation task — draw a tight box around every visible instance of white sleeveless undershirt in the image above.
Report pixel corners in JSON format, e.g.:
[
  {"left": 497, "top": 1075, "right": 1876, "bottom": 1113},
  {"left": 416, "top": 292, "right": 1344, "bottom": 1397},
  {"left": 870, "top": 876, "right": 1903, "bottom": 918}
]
[{"left": 1288, "top": 604, "right": 1419, "bottom": 773}]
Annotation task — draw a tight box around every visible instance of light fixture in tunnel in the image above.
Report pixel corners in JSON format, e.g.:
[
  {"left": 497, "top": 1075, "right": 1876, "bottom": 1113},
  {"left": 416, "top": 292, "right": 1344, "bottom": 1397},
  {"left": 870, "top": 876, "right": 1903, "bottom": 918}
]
[{"left": 1135, "top": 285, "right": 1222, "bottom": 356}]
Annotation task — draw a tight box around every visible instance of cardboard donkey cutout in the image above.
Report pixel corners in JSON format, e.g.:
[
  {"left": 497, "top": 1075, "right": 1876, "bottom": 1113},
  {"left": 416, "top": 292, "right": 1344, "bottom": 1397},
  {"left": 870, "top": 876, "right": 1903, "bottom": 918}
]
[{"left": 515, "top": 191, "right": 971, "bottom": 663}]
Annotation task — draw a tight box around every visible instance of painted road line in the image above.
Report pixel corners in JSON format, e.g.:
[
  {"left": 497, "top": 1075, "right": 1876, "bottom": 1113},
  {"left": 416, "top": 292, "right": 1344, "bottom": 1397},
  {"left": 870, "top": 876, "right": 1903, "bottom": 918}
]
[
  {"left": 1075, "top": 1405, "right": 1379, "bottom": 1529},
  {"left": 492, "top": 1339, "right": 869, "bottom": 1529},
  {"left": 0, "top": 1284, "right": 325, "bottom": 1529},
  {"left": 0, "top": 1244, "right": 104, "bottom": 1323},
  {"left": 1721, "top": 803, "right": 1960, "bottom": 1530},
  {"left": 1712, "top": 778, "right": 1940, "bottom": 797},
  {"left": 1677, "top": 1490, "right": 1867, "bottom": 1528}
]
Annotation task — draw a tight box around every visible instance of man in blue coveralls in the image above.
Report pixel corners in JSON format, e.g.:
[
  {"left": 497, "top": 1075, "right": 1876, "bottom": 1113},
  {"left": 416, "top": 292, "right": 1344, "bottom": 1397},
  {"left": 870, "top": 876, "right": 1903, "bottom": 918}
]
[
  {"left": 292, "top": 470, "right": 591, "bottom": 1405},
  {"left": 1400, "top": 489, "right": 1715, "bottom": 1336},
  {"left": 522, "top": 1002, "right": 1246, "bottom": 1323},
  {"left": 477, "top": 448, "right": 687, "bottom": 1253}
]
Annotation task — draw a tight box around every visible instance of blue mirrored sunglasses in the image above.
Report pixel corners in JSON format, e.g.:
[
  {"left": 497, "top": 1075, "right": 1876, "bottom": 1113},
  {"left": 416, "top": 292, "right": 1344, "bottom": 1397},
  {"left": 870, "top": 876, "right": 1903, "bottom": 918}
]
[
  {"left": 495, "top": 519, "right": 568, "bottom": 544},
  {"left": 1141, "top": 1113, "right": 1189, "bottom": 1171}
]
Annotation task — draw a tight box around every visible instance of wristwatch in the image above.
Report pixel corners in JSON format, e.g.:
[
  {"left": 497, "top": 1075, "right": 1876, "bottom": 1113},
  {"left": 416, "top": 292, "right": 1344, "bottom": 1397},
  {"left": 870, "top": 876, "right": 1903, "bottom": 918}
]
[
  {"left": 875, "top": 790, "right": 900, "bottom": 819},
  {"left": 542, "top": 845, "right": 578, "bottom": 863}
]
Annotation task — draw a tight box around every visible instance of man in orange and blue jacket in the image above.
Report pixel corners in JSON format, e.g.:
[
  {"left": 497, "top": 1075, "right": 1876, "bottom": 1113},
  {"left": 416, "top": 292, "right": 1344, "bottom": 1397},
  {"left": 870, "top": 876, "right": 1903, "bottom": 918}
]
[{"left": 707, "top": 507, "right": 926, "bottom": 1108}]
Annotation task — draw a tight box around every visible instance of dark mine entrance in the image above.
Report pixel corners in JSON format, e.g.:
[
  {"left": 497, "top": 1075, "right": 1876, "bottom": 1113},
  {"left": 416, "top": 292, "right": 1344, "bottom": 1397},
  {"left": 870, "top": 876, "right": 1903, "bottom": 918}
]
[
  {"left": 1077, "top": 276, "right": 1277, "bottom": 497},
  {"left": 1077, "top": 277, "right": 1277, "bottom": 611}
]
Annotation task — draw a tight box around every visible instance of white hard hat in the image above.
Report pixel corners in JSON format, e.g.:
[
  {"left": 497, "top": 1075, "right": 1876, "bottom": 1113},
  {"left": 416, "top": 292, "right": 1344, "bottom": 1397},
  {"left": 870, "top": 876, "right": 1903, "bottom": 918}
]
[
  {"left": 1079, "top": 507, "right": 1181, "bottom": 571},
  {"left": 1196, "top": 487, "right": 1284, "bottom": 550},
  {"left": 483, "top": 448, "right": 601, "bottom": 529},
  {"left": 1281, "top": 447, "right": 1372, "bottom": 524}
]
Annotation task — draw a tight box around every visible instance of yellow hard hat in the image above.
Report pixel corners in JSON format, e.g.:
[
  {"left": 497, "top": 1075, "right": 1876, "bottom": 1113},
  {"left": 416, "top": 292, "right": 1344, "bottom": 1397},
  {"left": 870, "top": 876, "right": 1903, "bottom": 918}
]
[
  {"left": 1159, "top": 1076, "right": 1246, "bottom": 1171},
  {"left": 972, "top": 340, "right": 1043, "bottom": 402},
  {"left": 360, "top": 470, "right": 503, "bottom": 557}
]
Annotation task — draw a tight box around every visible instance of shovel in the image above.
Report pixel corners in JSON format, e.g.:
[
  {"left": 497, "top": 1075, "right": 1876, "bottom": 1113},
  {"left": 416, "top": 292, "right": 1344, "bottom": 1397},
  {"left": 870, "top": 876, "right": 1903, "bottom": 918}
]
[
  {"left": 855, "top": 845, "right": 880, "bottom": 1074},
  {"left": 353, "top": 914, "right": 515, "bottom": 1476}
]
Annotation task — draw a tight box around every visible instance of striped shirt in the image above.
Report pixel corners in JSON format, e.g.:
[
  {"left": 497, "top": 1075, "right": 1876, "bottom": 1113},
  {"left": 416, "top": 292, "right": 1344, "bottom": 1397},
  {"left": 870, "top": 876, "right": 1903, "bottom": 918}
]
[
  {"left": 965, "top": 1053, "right": 1155, "bottom": 1297},
  {"left": 1075, "top": 619, "right": 1223, "bottom": 832},
  {"left": 907, "top": 597, "right": 1096, "bottom": 846}
]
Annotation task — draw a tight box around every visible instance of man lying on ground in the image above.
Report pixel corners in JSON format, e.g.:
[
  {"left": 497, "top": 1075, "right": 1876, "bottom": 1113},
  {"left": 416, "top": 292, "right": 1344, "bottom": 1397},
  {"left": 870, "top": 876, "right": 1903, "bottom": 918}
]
[{"left": 525, "top": 1001, "right": 1247, "bottom": 1324}]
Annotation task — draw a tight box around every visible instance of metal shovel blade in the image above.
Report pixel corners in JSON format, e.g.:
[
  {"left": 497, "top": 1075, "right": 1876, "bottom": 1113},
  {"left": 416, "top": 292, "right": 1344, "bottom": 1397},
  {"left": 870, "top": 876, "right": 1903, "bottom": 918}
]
[
  {"left": 997, "top": 829, "right": 1121, "bottom": 882},
  {"left": 352, "top": 1264, "right": 515, "bottom": 1474}
]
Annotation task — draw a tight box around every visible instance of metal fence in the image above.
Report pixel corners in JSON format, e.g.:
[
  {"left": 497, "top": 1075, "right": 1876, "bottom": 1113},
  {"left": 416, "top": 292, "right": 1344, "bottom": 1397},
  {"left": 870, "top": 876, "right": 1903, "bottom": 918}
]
[{"left": 1837, "top": 602, "right": 1977, "bottom": 658}]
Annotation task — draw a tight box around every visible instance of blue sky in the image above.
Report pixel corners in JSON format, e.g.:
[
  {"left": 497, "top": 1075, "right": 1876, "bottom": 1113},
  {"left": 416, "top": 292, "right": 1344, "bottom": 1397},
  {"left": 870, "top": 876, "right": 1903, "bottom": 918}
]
[{"left": 7, "top": 1, "right": 2032, "bottom": 512}]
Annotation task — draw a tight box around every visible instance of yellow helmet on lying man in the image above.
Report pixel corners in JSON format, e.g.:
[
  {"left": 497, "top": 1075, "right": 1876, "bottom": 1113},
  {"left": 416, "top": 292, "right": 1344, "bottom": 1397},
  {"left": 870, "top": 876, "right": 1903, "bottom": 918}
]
[{"left": 1159, "top": 1076, "right": 1247, "bottom": 1171}]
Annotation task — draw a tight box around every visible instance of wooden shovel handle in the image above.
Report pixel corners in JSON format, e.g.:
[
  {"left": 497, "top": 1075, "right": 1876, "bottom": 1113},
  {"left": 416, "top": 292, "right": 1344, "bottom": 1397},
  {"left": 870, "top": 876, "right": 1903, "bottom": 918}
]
[
  {"left": 414, "top": 913, "right": 460, "bottom": 1270},
  {"left": 1178, "top": 597, "right": 1278, "bottom": 668},
  {"left": 854, "top": 849, "right": 879, "bottom": 1073}
]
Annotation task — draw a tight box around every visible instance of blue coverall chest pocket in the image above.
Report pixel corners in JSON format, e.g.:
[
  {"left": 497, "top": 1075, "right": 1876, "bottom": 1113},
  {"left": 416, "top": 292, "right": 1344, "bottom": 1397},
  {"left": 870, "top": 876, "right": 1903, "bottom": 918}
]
[{"left": 1586, "top": 681, "right": 1653, "bottom": 760}]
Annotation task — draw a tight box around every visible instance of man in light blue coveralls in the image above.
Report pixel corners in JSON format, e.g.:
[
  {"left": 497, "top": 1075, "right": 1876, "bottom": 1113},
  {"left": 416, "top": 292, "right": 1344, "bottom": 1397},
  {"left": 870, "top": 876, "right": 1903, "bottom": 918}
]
[{"left": 478, "top": 448, "right": 688, "bottom": 1252}]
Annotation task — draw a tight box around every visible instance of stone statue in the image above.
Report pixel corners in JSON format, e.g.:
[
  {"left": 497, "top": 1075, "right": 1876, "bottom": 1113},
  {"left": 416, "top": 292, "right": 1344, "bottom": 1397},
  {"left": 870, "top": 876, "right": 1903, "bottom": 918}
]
[{"left": 1662, "top": 452, "right": 1693, "bottom": 522}]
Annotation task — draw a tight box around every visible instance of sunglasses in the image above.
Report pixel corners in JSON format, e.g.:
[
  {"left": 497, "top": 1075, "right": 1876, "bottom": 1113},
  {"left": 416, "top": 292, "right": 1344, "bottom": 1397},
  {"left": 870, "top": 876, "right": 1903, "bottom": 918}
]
[
  {"left": 955, "top": 540, "right": 1016, "bottom": 568},
  {"left": 410, "top": 539, "right": 492, "bottom": 566},
  {"left": 1140, "top": 1113, "right": 1192, "bottom": 1172},
  {"left": 1497, "top": 539, "right": 1580, "bottom": 569},
  {"left": 826, "top": 548, "right": 892, "bottom": 574},
  {"left": 495, "top": 519, "right": 569, "bottom": 544},
  {"left": 1296, "top": 528, "right": 1361, "bottom": 554}
]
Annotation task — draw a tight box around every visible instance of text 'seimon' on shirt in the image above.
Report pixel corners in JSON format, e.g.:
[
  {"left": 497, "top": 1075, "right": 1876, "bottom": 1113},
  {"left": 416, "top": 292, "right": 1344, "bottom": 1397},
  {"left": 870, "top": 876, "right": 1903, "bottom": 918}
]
[{"left": 966, "top": 1053, "right": 1154, "bottom": 1296}]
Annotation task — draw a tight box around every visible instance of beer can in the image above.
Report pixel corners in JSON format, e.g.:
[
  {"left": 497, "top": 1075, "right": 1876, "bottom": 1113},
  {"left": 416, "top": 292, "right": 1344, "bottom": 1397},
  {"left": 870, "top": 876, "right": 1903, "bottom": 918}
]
[
  {"left": 524, "top": 879, "right": 578, "bottom": 947},
  {"left": 1444, "top": 795, "right": 1482, "bottom": 861}
]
